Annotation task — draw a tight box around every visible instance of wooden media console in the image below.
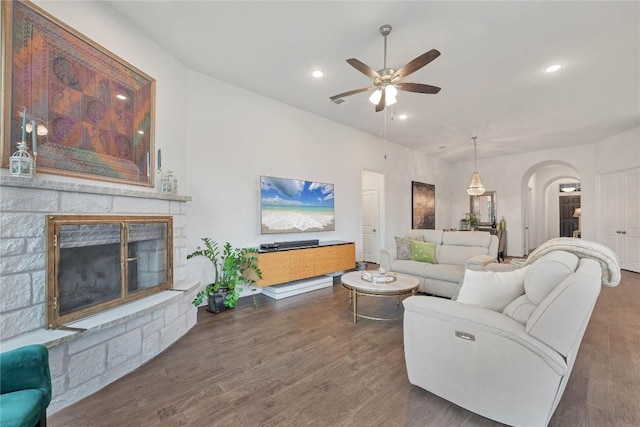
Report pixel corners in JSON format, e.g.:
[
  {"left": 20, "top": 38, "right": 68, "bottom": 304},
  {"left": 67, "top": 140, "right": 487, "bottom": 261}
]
[{"left": 256, "top": 241, "right": 355, "bottom": 287}]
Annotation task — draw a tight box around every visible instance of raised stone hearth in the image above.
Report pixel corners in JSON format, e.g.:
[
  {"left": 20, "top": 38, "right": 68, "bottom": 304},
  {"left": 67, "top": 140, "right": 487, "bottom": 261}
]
[{"left": 0, "top": 175, "right": 197, "bottom": 414}]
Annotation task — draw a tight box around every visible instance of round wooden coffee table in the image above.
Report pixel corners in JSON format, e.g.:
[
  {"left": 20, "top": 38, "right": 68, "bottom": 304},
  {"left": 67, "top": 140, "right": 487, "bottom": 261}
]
[{"left": 341, "top": 271, "right": 419, "bottom": 323}]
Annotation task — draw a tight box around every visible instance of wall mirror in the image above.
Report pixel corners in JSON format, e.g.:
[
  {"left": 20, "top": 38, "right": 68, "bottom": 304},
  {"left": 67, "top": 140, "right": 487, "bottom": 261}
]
[{"left": 470, "top": 191, "right": 497, "bottom": 226}]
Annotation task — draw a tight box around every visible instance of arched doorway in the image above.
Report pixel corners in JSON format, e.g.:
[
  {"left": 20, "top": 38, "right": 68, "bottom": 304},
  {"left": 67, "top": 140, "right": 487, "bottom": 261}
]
[{"left": 520, "top": 161, "right": 580, "bottom": 254}]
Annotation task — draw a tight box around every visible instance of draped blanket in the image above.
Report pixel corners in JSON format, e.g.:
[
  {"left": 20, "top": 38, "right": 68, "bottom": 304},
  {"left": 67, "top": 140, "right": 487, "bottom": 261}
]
[{"left": 525, "top": 238, "right": 621, "bottom": 287}]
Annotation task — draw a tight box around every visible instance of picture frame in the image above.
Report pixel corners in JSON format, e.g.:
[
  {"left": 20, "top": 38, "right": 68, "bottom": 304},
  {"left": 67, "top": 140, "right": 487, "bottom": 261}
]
[
  {"left": 260, "top": 175, "right": 335, "bottom": 234},
  {"left": 412, "top": 181, "right": 435, "bottom": 229},
  {"left": 1, "top": 0, "right": 156, "bottom": 186}
]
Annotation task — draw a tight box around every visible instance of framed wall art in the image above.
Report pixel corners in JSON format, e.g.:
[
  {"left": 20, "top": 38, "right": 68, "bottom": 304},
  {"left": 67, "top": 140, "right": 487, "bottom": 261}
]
[
  {"left": 260, "top": 175, "right": 335, "bottom": 234},
  {"left": 412, "top": 181, "right": 435, "bottom": 229},
  {"left": 1, "top": 0, "right": 156, "bottom": 186}
]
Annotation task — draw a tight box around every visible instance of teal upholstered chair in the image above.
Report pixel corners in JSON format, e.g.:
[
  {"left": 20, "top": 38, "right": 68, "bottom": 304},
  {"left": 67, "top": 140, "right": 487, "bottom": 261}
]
[{"left": 0, "top": 345, "right": 52, "bottom": 427}]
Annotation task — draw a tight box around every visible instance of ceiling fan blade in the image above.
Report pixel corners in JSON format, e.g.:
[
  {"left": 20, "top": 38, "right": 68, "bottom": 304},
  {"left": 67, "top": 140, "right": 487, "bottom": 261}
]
[
  {"left": 375, "top": 88, "right": 386, "bottom": 112},
  {"left": 396, "top": 82, "right": 441, "bottom": 94},
  {"left": 393, "top": 49, "right": 441, "bottom": 80},
  {"left": 329, "top": 87, "right": 372, "bottom": 101},
  {"left": 347, "top": 58, "right": 381, "bottom": 79}
]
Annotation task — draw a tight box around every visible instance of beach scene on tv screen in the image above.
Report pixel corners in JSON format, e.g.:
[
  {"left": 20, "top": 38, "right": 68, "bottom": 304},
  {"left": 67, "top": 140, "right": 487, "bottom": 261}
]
[{"left": 261, "top": 176, "right": 335, "bottom": 234}]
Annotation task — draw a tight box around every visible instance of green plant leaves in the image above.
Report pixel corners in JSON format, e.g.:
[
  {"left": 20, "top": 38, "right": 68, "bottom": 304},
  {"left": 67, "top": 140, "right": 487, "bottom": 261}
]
[{"left": 187, "top": 238, "right": 263, "bottom": 308}]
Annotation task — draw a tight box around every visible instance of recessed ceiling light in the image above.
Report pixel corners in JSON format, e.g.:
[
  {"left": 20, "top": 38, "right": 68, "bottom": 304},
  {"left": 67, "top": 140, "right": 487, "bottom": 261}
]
[
  {"left": 398, "top": 113, "right": 408, "bottom": 120},
  {"left": 311, "top": 69, "right": 324, "bottom": 78},
  {"left": 116, "top": 94, "right": 128, "bottom": 100},
  {"left": 545, "top": 64, "right": 563, "bottom": 73}
]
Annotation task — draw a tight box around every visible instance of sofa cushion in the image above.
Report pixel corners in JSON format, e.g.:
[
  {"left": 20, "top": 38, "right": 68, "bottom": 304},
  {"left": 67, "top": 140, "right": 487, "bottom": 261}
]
[
  {"left": 442, "top": 230, "right": 491, "bottom": 247},
  {"left": 391, "top": 259, "right": 432, "bottom": 278},
  {"left": 0, "top": 389, "right": 49, "bottom": 427},
  {"left": 405, "top": 229, "right": 443, "bottom": 244},
  {"left": 526, "top": 258, "right": 601, "bottom": 356},
  {"left": 411, "top": 241, "right": 437, "bottom": 264},
  {"left": 503, "top": 294, "right": 538, "bottom": 324},
  {"left": 525, "top": 251, "right": 579, "bottom": 304},
  {"left": 395, "top": 236, "right": 424, "bottom": 260},
  {"left": 422, "top": 263, "right": 465, "bottom": 283},
  {"left": 456, "top": 266, "right": 529, "bottom": 312},
  {"left": 438, "top": 245, "right": 489, "bottom": 265}
]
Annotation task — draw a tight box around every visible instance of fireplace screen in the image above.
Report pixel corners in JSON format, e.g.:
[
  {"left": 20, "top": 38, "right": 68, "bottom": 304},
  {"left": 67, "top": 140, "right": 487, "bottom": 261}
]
[{"left": 47, "top": 216, "right": 173, "bottom": 328}]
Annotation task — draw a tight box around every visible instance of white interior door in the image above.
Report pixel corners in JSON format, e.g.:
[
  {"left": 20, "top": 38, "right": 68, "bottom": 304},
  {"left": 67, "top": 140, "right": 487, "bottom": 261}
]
[
  {"left": 362, "top": 188, "right": 379, "bottom": 263},
  {"left": 622, "top": 168, "right": 640, "bottom": 271},
  {"left": 603, "top": 171, "right": 623, "bottom": 259},
  {"left": 602, "top": 167, "right": 640, "bottom": 272}
]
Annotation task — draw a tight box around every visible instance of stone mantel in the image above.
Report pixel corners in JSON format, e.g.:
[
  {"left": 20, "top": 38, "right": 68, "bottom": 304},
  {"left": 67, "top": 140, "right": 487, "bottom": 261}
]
[
  {"left": 0, "top": 175, "right": 192, "bottom": 202},
  {"left": 0, "top": 174, "right": 196, "bottom": 414}
]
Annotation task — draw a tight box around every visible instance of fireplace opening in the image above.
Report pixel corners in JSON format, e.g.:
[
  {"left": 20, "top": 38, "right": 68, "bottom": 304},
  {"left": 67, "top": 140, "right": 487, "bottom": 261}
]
[{"left": 47, "top": 216, "right": 173, "bottom": 328}]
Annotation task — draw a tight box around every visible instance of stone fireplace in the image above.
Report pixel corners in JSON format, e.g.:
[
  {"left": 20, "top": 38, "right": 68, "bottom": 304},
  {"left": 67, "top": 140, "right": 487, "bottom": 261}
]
[
  {"left": 0, "top": 175, "right": 198, "bottom": 414},
  {"left": 47, "top": 215, "right": 173, "bottom": 328}
]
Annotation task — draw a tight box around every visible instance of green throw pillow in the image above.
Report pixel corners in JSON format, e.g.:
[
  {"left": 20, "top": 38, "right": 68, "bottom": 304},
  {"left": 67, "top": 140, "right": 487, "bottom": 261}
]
[{"left": 411, "top": 240, "right": 437, "bottom": 264}]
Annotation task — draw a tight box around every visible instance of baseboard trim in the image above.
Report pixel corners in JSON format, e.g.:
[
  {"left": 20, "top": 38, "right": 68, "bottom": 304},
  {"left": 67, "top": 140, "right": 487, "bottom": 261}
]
[{"left": 262, "top": 276, "right": 333, "bottom": 300}]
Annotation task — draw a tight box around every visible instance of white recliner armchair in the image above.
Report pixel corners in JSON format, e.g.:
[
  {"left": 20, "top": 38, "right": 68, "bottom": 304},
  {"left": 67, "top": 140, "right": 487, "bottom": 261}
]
[{"left": 402, "top": 250, "right": 605, "bottom": 427}]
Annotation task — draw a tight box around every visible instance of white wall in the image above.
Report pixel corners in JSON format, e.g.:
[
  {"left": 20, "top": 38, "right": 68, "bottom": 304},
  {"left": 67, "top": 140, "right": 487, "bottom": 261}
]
[
  {"left": 20, "top": 1, "right": 453, "bottom": 300},
  {"left": 184, "top": 70, "right": 452, "bottom": 289},
  {"left": 21, "top": 2, "right": 640, "bottom": 276},
  {"left": 449, "top": 127, "right": 639, "bottom": 256}
]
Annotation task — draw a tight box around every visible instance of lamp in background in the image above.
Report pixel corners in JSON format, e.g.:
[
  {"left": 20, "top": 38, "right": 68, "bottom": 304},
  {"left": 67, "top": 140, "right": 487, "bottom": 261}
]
[
  {"left": 560, "top": 182, "right": 581, "bottom": 192},
  {"left": 573, "top": 207, "right": 581, "bottom": 233},
  {"left": 467, "top": 136, "right": 485, "bottom": 196},
  {"left": 369, "top": 85, "right": 397, "bottom": 107}
]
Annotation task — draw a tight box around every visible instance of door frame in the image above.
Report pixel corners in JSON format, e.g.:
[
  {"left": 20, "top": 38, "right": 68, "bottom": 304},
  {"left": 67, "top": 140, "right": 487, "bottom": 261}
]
[{"left": 361, "top": 169, "right": 385, "bottom": 264}]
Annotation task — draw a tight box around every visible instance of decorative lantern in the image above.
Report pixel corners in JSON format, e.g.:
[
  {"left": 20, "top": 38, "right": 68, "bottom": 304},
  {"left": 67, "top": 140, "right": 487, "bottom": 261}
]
[
  {"left": 161, "top": 170, "right": 177, "bottom": 194},
  {"left": 10, "top": 142, "right": 33, "bottom": 177}
]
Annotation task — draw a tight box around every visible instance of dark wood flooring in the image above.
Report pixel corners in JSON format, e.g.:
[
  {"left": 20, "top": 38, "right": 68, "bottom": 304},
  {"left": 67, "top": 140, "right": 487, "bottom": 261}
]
[{"left": 49, "top": 270, "right": 640, "bottom": 427}]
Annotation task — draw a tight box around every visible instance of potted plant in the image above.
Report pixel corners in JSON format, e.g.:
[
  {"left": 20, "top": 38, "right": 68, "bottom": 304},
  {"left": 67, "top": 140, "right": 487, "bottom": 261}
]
[
  {"left": 188, "top": 238, "right": 262, "bottom": 313},
  {"left": 468, "top": 212, "right": 480, "bottom": 231},
  {"left": 460, "top": 212, "right": 481, "bottom": 231}
]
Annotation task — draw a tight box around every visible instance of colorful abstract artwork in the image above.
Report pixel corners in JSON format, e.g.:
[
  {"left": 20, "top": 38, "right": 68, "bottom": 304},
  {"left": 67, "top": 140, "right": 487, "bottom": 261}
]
[
  {"left": 1, "top": 0, "right": 156, "bottom": 186},
  {"left": 412, "top": 181, "right": 435, "bottom": 229}
]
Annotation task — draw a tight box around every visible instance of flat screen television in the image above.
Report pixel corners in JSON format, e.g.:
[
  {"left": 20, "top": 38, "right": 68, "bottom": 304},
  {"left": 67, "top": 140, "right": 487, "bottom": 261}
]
[{"left": 260, "top": 175, "right": 335, "bottom": 234}]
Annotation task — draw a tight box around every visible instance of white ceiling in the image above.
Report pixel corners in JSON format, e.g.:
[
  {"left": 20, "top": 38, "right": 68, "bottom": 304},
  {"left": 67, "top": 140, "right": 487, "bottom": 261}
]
[{"left": 107, "top": 1, "right": 639, "bottom": 163}]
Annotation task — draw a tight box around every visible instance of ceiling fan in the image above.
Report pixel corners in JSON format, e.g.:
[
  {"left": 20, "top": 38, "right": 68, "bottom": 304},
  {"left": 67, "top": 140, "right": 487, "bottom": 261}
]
[{"left": 330, "top": 24, "right": 441, "bottom": 112}]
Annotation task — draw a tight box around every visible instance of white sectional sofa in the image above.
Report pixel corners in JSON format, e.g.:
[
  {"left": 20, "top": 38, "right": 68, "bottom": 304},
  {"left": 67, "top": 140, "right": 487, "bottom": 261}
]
[
  {"left": 379, "top": 230, "right": 498, "bottom": 298},
  {"left": 402, "top": 250, "right": 604, "bottom": 426}
]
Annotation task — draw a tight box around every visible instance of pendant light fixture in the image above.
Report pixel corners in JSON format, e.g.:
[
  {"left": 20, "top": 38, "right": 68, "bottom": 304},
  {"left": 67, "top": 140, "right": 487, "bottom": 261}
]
[{"left": 467, "top": 136, "right": 485, "bottom": 196}]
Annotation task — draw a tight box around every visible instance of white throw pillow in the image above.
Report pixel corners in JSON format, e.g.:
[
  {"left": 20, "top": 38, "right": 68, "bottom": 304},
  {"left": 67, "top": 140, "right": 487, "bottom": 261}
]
[{"left": 456, "top": 266, "right": 530, "bottom": 312}]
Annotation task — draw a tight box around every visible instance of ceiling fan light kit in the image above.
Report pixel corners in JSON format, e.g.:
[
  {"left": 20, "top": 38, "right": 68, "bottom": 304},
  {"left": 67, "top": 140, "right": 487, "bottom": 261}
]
[
  {"left": 467, "top": 137, "right": 486, "bottom": 196},
  {"left": 369, "top": 85, "right": 397, "bottom": 106},
  {"left": 329, "top": 24, "right": 441, "bottom": 112}
]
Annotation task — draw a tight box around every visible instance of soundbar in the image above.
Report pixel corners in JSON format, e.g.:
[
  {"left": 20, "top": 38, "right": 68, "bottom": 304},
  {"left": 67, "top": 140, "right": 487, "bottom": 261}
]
[
  {"left": 260, "top": 239, "right": 320, "bottom": 251},
  {"left": 276, "top": 239, "right": 319, "bottom": 249}
]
